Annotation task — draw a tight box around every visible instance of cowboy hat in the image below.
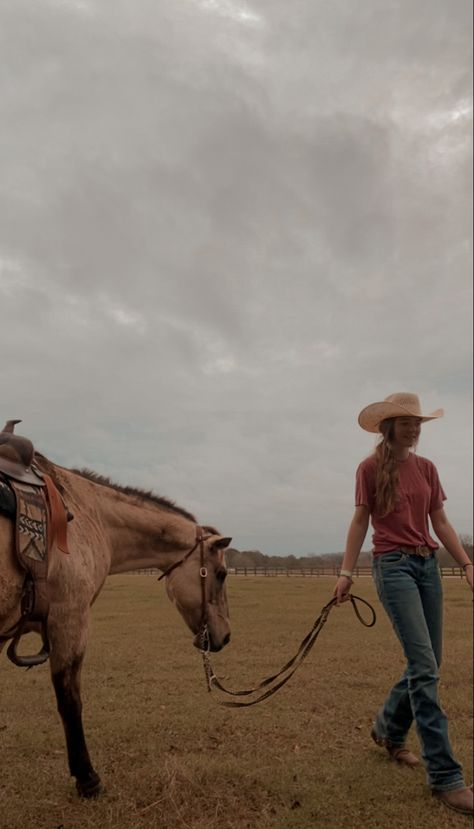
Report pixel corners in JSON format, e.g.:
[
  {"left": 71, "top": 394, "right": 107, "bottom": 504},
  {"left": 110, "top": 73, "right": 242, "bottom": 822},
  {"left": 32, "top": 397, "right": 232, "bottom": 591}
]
[{"left": 358, "top": 393, "right": 444, "bottom": 434}]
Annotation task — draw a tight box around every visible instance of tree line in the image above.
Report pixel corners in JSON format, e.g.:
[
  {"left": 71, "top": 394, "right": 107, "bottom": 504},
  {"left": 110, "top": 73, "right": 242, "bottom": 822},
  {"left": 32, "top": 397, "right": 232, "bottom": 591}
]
[{"left": 226, "top": 534, "right": 473, "bottom": 570}]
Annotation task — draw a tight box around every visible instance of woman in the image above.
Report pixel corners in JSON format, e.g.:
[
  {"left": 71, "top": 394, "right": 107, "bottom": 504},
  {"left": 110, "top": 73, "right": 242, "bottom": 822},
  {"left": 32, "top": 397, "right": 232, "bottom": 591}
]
[{"left": 335, "top": 392, "right": 473, "bottom": 816}]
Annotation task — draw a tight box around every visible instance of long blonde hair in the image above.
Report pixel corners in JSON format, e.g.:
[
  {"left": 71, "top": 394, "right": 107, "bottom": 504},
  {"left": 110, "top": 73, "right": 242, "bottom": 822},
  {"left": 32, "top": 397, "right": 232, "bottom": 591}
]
[{"left": 374, "top": 418, "right": 399, "bottom": 517}]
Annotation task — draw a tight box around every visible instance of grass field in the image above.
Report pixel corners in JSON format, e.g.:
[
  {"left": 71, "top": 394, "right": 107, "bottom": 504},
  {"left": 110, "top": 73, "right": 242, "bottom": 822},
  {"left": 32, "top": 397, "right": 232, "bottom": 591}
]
[{"left": 1, "top": 576, "right": 472, "bottom": 829}]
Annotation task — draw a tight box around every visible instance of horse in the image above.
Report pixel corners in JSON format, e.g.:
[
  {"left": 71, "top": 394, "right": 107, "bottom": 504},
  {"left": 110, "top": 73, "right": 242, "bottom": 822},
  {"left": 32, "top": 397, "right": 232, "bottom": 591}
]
[{"left": 0, "top": 452, "right": 231, "bottom": 797}]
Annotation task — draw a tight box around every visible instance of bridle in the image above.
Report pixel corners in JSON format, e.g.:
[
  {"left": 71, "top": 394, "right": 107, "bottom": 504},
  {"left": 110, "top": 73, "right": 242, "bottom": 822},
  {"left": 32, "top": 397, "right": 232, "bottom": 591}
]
[
  {"left": 158, "top": 529, "right": 377, "bottom": 709},
  {"left": 158, "top": 525, "right": 214, "bottom": 650}
]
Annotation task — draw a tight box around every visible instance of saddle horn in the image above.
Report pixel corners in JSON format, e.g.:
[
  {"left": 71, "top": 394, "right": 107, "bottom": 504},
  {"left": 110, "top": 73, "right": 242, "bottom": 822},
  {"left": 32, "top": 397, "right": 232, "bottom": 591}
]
[
  {"left": 2, "top": 419, "right": 22, "bottom": 434},
  {"left": 0, "top": 420, "right": 45, "bottom": 486}
]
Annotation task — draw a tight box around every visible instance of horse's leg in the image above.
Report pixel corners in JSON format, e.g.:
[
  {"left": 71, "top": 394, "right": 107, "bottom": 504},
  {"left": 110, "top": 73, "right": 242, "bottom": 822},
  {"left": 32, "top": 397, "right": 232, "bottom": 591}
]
[
  {"left": 48, "top": 607, "right": 102, "bottom": 797},
  {"left": 51, "top": 654, "right": 102, "bottom": 797}
]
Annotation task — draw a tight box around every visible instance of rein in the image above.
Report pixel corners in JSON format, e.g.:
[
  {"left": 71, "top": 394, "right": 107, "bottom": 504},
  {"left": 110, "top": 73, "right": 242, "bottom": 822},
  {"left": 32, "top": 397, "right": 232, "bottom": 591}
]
[
  {"left": 157, "top": 532, "right": 377, "bottom": 708},
  {"left": 200, "top": 593, "right": 376, "bottom": 707}
]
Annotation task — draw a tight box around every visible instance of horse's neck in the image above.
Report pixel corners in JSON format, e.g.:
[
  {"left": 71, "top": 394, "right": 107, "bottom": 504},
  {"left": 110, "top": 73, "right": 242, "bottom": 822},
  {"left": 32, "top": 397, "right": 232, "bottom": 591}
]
[
  {"left": 57, "top": 468, "right": 197, "bottom": 575},
  {"left": 102, "top": 499, "right": 197, "bottom": 575}
]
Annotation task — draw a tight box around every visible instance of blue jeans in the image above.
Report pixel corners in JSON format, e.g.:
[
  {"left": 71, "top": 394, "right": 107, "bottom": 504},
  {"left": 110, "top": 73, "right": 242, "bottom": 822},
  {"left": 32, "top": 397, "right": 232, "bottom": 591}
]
[{"left": 372, "top": 550, "right": 464, "bottom": 791}]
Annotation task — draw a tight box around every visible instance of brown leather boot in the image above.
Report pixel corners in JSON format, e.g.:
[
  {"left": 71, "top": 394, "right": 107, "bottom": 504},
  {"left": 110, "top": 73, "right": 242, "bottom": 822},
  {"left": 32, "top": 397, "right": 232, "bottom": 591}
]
[
  {"left": 432, "top": 786, "right": 474, "bottom": 815},
  {"left": 371, "top": 727, "right": 420, "bottom": 768}
]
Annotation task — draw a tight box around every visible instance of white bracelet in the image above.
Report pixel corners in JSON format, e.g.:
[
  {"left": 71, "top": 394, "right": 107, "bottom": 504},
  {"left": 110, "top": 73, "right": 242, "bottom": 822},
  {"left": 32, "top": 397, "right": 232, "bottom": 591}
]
[{"left": 340, "top": 569, "right": 353, "bottom": 579}]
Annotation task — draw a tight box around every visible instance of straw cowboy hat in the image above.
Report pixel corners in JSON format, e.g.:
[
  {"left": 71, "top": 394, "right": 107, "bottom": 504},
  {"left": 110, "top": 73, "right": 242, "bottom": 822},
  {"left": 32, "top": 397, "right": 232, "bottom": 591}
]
[{"left": 358, "top": 393, "right": 444, "bottom": 434}]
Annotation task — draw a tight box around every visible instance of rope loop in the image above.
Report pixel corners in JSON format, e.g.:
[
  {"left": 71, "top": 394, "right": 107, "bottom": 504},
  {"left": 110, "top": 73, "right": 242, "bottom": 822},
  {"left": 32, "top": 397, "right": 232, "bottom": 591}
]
[{"left": 201, "top": 592, "right": 376, "bottom": 707}]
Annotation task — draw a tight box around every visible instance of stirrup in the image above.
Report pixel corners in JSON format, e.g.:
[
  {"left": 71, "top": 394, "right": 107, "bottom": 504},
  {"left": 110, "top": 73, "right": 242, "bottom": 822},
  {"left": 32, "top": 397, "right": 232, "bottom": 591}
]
[{"left": 6, "top": 615, "right": 50, "bottom": 668}]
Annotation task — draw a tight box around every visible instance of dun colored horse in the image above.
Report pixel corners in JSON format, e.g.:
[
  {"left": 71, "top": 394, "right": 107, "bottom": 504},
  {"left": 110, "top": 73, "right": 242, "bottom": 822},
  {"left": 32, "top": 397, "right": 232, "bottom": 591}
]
[{"left": 0, "top": 451, "right": 231, "bottom": 797}]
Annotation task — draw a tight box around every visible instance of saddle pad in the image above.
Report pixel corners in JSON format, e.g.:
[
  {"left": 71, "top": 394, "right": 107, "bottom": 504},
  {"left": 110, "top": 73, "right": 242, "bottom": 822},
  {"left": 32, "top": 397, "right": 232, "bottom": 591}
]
[{"left": 10, "top": 480, "right": 48, "bottom": 564}]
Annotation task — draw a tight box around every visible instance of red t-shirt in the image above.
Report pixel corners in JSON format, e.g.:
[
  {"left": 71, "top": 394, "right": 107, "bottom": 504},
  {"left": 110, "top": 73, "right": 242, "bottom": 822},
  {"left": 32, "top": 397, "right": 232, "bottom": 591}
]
[{"left": 355, "top": 453, "right": 446, "bottom": 555}]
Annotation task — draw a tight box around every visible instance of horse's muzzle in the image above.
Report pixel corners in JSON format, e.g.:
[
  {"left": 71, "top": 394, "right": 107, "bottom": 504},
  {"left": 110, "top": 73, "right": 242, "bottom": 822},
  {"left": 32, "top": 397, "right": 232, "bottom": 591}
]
[{"left": 192, "top": 631, "right": 230, "bottom": 652}]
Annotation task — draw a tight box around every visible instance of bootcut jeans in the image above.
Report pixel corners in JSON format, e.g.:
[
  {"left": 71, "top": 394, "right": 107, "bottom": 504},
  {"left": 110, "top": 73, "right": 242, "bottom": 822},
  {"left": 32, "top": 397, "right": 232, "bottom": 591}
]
[{"left": 372, "top": 550, "right": 464, "bottom": 792}]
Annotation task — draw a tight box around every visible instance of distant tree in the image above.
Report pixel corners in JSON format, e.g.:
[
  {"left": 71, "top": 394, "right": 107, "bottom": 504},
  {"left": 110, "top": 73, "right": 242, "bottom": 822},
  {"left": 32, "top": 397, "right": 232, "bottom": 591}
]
[
  {"left": 459, "top": 534, "right": 473, "bottom": 560},
  {"left": 436, "top": 534, "right": 473, "bottom": 567},
  {"left": 225, "top": 537, "right": 472, "bottom": 571},
  {"left": 225, "top": 548, "right": 243, "bottom": 568}
]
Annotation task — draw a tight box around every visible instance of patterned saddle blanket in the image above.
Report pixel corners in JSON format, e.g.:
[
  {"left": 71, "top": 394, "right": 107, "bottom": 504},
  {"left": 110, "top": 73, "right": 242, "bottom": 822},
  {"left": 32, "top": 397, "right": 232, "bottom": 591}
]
[{"left": 0, "top": 472, "right": 69, "bottom": 621}]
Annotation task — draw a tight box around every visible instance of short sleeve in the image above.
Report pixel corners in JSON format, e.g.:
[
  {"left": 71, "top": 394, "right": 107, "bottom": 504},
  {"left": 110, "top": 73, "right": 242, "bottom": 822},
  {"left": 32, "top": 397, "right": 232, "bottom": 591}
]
[
  {"left": 355, "top": 460, "right": 375, "bottom": 511},
  {"left": 427, "top": 462, "right": 447, "bottom": 513}
]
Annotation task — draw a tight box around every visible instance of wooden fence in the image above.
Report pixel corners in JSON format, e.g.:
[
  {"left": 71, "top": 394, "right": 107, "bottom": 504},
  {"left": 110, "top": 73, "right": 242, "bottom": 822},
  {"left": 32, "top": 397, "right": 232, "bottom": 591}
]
[
  {"left": 228, "top": 566, "right": 467, "bottom": 578},
  {"left": 131, "top": 566, "right": 467, "bottom": 578}
]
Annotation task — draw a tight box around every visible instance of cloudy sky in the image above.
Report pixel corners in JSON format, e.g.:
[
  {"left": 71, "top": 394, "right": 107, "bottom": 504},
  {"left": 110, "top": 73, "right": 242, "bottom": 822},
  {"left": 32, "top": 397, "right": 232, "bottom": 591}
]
[{"left": 1, "top": 0, "right": 472, "bottom": 555}]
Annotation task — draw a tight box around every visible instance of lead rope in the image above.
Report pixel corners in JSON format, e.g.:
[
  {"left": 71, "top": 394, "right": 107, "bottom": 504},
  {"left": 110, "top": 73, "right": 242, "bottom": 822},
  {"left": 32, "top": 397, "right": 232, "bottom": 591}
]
[{"left": 200, "top": 594, "right": 376, "bottom": 708}]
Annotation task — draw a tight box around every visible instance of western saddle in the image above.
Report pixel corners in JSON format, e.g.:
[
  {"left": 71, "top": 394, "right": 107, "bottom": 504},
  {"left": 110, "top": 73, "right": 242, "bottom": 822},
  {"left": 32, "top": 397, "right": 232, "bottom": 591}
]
[
  {"left": 0, "top": 420, "right": 59, "bottom": 667},
  {"left": 0, "top": 419, "right": 46, "bottom": 486}
]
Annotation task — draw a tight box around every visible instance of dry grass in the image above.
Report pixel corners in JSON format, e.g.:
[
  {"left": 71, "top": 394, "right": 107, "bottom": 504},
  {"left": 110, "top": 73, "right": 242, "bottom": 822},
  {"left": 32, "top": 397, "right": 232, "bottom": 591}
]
[{"left": 1, "top": 576, "right": 472, "bottom": 829}]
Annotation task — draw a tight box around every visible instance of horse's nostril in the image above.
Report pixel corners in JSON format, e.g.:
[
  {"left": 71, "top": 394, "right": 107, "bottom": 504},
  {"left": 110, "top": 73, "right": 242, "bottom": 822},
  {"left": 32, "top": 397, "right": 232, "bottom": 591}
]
[{"left": 223, "top": 633, "right": 231, "bottom": 646}]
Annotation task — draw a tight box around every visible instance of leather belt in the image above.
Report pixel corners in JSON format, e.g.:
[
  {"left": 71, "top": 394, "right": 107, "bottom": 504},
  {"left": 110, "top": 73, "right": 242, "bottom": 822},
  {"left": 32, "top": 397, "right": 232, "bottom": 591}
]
[{"left": 398, "top": 545, "right": 433, "bottom": 559}]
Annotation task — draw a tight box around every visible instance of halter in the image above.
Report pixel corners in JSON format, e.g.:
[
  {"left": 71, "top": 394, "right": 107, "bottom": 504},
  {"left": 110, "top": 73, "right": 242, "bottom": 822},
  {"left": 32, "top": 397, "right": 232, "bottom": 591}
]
[{"left": 158, "top": 526, "right": 213, "bottom": 649}]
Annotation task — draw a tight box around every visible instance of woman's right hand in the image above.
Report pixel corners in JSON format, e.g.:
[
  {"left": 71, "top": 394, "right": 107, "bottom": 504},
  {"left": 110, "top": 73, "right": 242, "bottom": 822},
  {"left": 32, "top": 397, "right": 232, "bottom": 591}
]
[
  {"left": 334, "top": 576, "right": 353, "bottom": 605},
  {"left": 464, "top": 563, "right": 474, "bottom": 591}
]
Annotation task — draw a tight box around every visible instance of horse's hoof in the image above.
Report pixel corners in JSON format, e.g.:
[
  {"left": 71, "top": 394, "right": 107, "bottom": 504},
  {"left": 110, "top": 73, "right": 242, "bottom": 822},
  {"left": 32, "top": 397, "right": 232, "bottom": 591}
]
[{"left": 76, "top": 773, "right": 103, "bottom": 798}]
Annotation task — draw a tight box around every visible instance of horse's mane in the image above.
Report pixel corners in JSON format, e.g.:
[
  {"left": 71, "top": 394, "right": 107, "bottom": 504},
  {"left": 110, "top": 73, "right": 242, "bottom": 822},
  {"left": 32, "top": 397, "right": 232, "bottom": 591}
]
[{"left": 35, "top": 452, "right": 197, "bottom": 523}]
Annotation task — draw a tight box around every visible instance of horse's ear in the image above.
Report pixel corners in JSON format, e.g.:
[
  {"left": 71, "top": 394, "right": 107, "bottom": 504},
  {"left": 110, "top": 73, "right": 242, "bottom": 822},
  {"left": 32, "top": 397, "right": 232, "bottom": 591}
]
[{"left": 212, "top": 537, "right": 232, "bottom": 550}]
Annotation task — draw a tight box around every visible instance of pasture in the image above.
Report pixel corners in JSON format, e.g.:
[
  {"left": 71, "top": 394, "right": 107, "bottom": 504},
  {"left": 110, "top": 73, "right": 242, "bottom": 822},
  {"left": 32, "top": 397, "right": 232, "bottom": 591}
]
[{"left": 1, "top": 576, "right": 472, "bottom": 829}]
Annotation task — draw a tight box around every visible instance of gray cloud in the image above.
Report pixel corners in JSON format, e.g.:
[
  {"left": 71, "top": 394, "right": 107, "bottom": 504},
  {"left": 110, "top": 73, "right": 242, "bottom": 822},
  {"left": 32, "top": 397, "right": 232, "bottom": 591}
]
[{"left": 1, "top": 0, "right": 472, "bottom": 553}]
